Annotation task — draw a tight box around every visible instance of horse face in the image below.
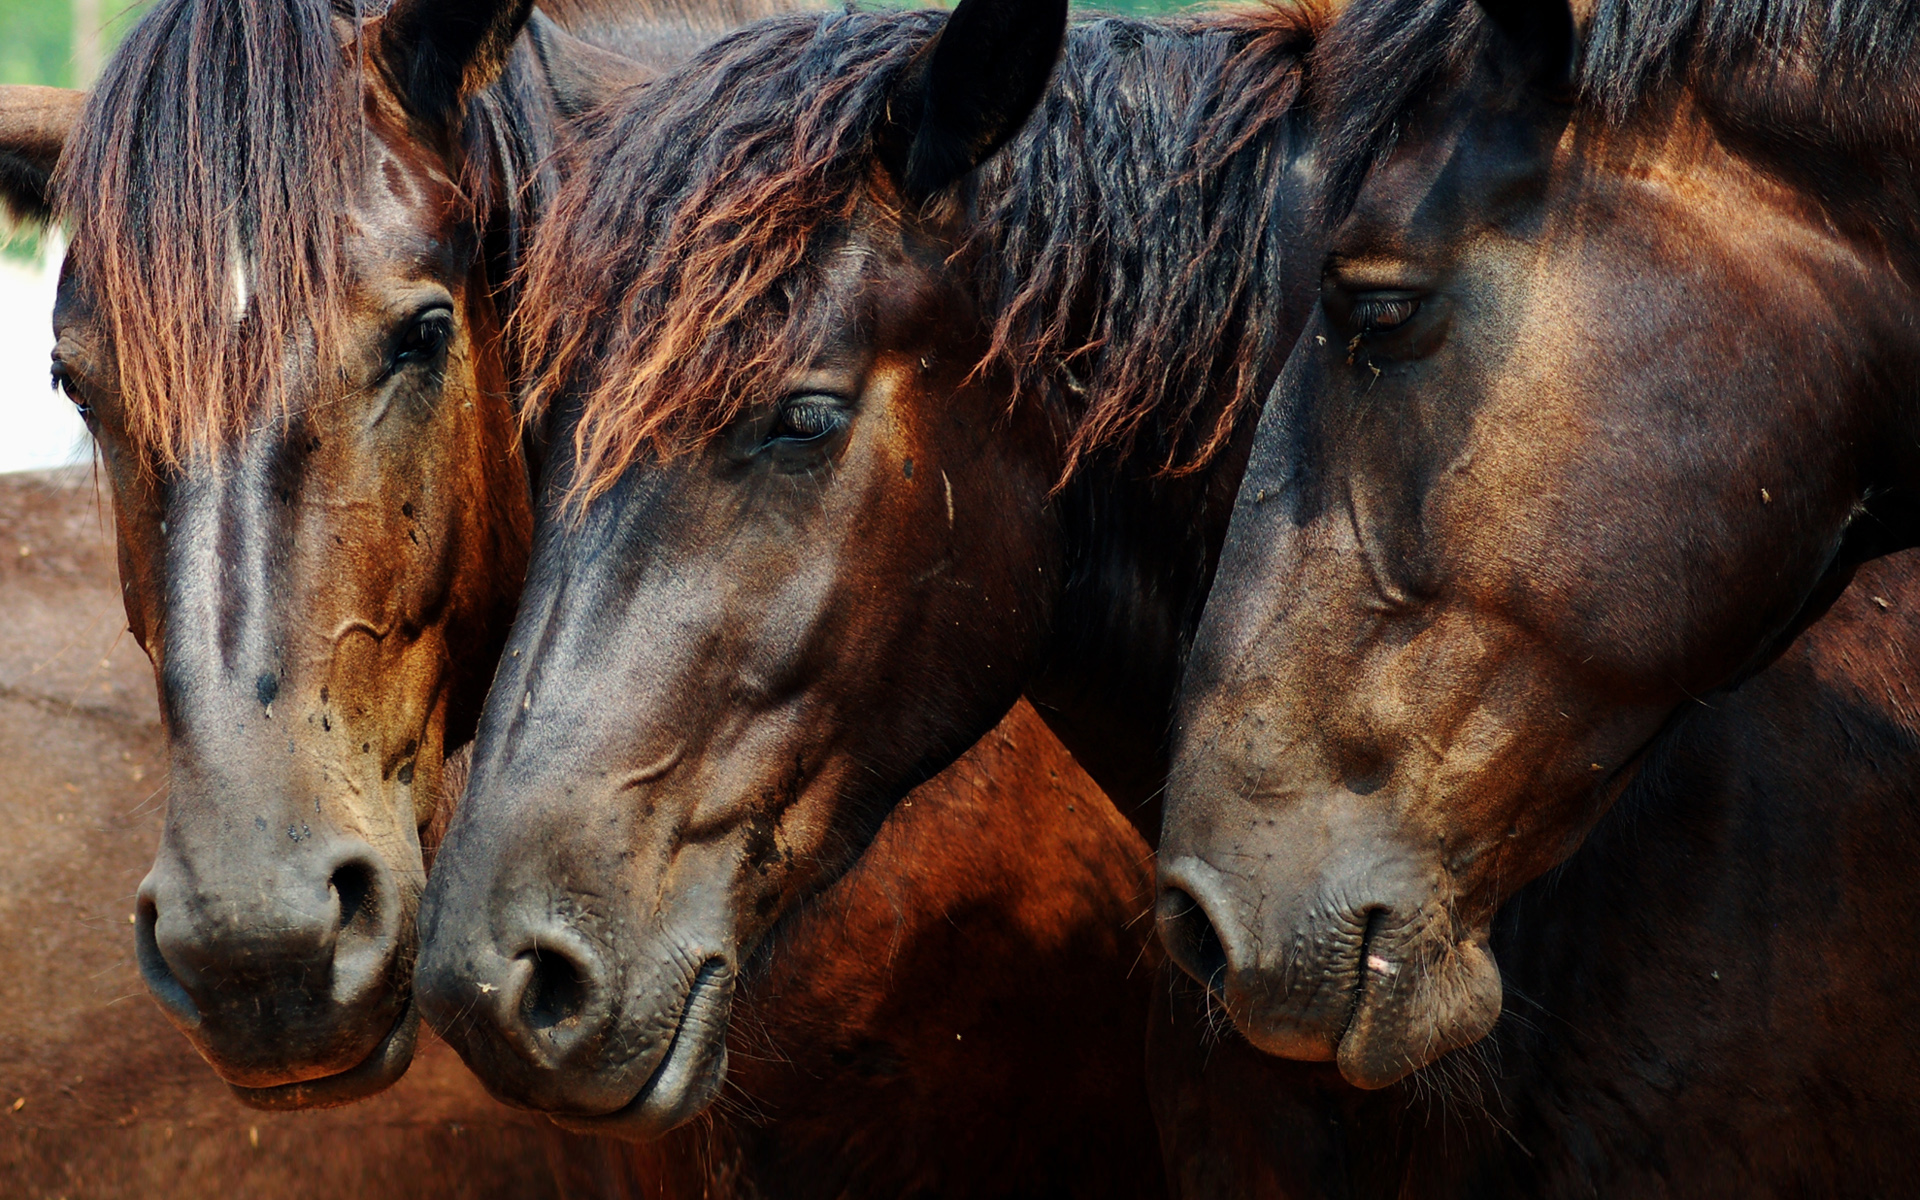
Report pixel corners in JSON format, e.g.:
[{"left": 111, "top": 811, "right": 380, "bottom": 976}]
[
  {"left": 416, "top": 195, "right": 1062, "bottom": 1133},
  {"left": 1161, "top": 2, "right": 1919, "bottom": 1089},
  {"left": 415, "top": 0, "right": 1070, "bottom": 1133},
  {"left": 46, "top": 1, "right": 535, "bottom": 1107}
]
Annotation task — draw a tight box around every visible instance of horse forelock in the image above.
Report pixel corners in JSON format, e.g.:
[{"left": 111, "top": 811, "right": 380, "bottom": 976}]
[
  {"left": 1315, "top": 0, "right": 1920, "bottom": 223},
  {"left": 52, "top": 0, "right": 364, "bottom": 467},
  {"left": 517, "top": 2, "right": 1324, "bottom": 509},
  {"left": 46, "top": 0, "right": 586, "bottom": 469},
  {"left": 513, "top": 9, "right": 938, "bottom": 506}
]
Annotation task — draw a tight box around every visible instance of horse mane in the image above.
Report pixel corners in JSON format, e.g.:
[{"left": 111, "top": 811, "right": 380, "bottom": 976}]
[
  {"left": 515, "top": 3, "right": 1322, "bottom": 504},
  {"left": 1316, "top": 0, "right": 1920, "bottom": 221}
]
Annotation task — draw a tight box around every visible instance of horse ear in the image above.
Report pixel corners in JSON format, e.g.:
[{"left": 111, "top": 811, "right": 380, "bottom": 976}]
[
  {"left": 1476, "top": 0, "right": 1578, "bottom": 94},
  {"left": 883, "top": 0, "right": 1069, "bottom": 206},
  {"left": 524, "top": 12, "right": 656, "bottom": 121},
  {"left": 0, "top": 86, "right": 83, "bottom": 225},
  {"left": 374, "top": 0, "right": 537, "bottom": 130}
]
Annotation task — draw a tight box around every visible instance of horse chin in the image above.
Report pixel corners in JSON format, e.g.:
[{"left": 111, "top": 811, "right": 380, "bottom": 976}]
[
  {"left": 222, "top": 999, "right": 421, "bottom": 1111},
  {"left": 549, "top": 967, "right": 735, "bottom": 1141},
  {"left": 1328, "top": 929, "right": 1503, "bottom": 1091}
]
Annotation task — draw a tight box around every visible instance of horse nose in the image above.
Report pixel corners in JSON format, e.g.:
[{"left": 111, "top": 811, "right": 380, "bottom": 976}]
[
  {"left": 1155, "top": 857, "right": 1243, "bottom": 991},
  {"left": 135, "top": 846, "right": 403, "bottom": 1054}
]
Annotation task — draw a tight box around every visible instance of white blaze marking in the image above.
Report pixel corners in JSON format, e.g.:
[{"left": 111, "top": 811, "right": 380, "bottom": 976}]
[{"left": 941, "top": 470, "right": 954, "bottom": 528}]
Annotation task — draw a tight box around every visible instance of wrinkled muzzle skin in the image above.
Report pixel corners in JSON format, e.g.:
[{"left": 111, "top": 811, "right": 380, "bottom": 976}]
[
  {"left": 417, "top": 417, "right": 1056, "bottom": 1132},
  {"left": 1156, "top": 341, "right": 1680, "bottom": 1090}
]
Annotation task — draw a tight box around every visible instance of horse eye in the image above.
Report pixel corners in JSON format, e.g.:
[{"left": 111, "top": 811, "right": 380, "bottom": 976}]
[
  {"left": 394, "top": 310, "right": 453, "bottom": 368},
  {"left": 51, "top": 364, "right": 93, "bottom": 421},
  {"left": 1353, "top": 293, "right": 1421, "bottom": 334},
  {"left": 770, "top": 395, "right": 848, "bottom": 445}
]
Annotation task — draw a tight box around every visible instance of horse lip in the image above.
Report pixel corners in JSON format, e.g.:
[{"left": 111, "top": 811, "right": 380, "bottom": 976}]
[
  {"left": 1334, "top": 907, "right": 1391, "bottom": 1046},
  {"left": 222, "top": 996, "right": 420, "bottom": 1111},
  {"left": 545, "top": 957, "right": 733, "bottom": 1139}
]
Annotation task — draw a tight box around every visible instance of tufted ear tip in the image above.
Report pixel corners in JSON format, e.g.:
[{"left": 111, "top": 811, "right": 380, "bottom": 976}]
[{"left": 0, "top": 85, "right": 84, "bottom": 225}]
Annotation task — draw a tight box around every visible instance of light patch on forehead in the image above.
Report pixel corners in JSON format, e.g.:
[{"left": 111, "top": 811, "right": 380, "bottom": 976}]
[{"left": 227, "top": 223, "right": 252, "bottom": 321}]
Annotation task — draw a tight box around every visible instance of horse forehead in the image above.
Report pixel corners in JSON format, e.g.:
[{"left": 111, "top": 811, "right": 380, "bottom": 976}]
[{"left": 348, "top": 138, "right": 462, "bottom": 270}]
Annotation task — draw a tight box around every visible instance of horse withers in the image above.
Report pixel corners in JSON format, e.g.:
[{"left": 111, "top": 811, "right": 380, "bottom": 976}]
[{"left": 1159, "top": 0, "right": 1920, "bottom": 1089}]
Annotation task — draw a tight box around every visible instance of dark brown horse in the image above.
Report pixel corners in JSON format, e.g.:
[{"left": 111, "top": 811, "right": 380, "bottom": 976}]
[
  {"left": 1159, "top": 0, "right": 1920, "bottom": 1092},
  {"left": 413, "top": 0, "right": 1322, "bottom": 1150},
  {"left": 4, "top": 2, "right": 1169, "bottom": 1191}
]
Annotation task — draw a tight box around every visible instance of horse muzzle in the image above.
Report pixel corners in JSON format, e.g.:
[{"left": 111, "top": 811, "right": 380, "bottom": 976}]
[
  {"left": 1155, "top": 801, "right": 1503, "bottom": 1090},
  {"left": 134, "top": 834, "right": 420, "bottom": 1106}
]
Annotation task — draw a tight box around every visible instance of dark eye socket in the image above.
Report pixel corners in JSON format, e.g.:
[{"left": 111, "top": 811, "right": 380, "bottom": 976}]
[
  {"left": 769, "top": 395, "right": 848, "bottom": 445},
  {"left": 1351, "top": 292, "right": 1422, "bottom": 334},
  {"left": 51, "top": 362, "right": 93, "bottom": 421},
  {"left": 392, "top": 309, "right": 453, "bottom": 370}
]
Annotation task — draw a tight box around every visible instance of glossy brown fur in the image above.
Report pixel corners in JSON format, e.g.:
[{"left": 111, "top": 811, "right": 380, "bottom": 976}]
[
  {"left": 0, "top": 481, "right": 1163, "bottom": 1200},
  {"left": 617, "top": 703, "right": 1166, "bottom": 1197},
  {"left": 39, "top": 0, "right": 566, "bottom": 1104},
  {"left": 1158, "top": 551, "right": 1920, "bottom": 1197},
  {"left": 418, "top": 0, "right": 1317, "bottom": 1165},
  {"left": 1162, "top": 0, "right": 1920, "bottom": 1088}
]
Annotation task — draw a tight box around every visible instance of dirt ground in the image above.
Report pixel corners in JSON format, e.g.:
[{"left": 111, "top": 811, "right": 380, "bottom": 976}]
[{"left": 0, "top": 469, "right": 585, "bottom": 1199}]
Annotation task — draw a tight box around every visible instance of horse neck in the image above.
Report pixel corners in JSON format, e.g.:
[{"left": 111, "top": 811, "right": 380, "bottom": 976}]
[
  {"left": 1023, "top": 432, "right": 1258, "bottom": 840},
  {"left": 990, "top": 17, "right": 1319, "bottom": 837}
]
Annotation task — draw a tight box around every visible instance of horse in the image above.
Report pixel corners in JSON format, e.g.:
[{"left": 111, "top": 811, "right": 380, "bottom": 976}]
[
  {"left": 1158, "top": 0, "right": 1920, "bottom": 1093},
  {"left": 414, "top": 0, "right": 1323, "bottom": 1155},
  {"left": 3, "top": 0, "right": 1169, "bottom": 1190},
  {"left": 22, "top": 0, "right": 651, "bottom": 1109}
]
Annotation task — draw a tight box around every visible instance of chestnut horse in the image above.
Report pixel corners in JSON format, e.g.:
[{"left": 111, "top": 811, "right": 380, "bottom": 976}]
[
  {"left": 416, "top": 0, "right": 1322, "bottom": 1147},
  {"left": 1, "top": 0, "right": 1166, "bottom": 1192},
  {"left": 1161, "top": 0, "right": 1920, "bottom": 1092}
]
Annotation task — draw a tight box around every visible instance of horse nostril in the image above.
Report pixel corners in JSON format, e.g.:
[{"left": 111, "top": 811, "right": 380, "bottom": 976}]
[
  {"left": 330, "top": 858, "right": 376, "bottom": 937},
  {"left": 1158, "top": 886, "right": 1231, "bottom": 990},
  {"left": 133, "top": 890, "right": 201, "bottom": 1028},
  {"left": 519, "top": 943, "right": 594, "bottom": 1033},
  {"left": 324, "top": 852, "right": 400, "bottom": 1007}
]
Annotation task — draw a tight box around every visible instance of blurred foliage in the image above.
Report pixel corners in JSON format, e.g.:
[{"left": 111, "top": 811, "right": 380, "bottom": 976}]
[{"left": 0, "top": 0, "right": 147, "bottom": 88}]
